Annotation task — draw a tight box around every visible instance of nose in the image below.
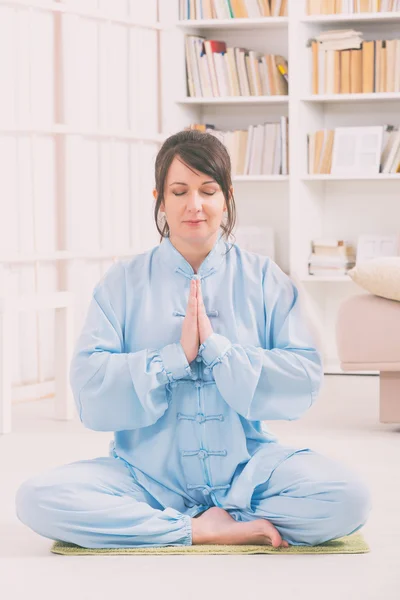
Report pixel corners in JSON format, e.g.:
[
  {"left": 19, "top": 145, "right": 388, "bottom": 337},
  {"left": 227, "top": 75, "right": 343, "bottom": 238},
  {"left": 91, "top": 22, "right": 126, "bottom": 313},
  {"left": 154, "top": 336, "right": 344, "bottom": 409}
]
[{"left": 186, "top": 190, "right": 203, "bottom": 211}]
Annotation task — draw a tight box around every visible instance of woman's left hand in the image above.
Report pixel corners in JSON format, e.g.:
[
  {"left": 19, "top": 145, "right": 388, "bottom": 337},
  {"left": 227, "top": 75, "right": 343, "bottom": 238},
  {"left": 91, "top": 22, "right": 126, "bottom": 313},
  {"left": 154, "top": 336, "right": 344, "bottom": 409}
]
[{"left": 196, "top": 280, "right": 213, "bottom": 345}]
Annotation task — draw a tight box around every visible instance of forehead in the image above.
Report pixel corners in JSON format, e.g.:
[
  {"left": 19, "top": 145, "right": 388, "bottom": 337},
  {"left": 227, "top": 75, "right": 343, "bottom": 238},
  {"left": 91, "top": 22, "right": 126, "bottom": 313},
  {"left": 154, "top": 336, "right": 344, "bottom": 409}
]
[{"left": 166, "top": 156, "right": 212, "bottom": 184}]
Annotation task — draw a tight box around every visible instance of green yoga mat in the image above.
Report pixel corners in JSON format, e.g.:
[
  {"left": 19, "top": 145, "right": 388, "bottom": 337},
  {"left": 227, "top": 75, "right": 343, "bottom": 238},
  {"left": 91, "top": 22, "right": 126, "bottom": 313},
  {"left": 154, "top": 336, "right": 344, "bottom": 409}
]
[{"left": 51, "top": 533, "right": 369, "bottom": 555}]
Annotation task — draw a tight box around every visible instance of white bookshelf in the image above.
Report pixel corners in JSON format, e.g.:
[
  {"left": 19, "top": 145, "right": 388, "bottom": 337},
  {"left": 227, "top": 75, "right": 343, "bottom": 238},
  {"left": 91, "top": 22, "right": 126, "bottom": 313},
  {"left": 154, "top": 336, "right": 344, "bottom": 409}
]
[
  {"left": 302, "top": 92, "right": 400, "bottom": 103},
  {"left": 233, "top": 175, "right": 289, "bottom": 181},
  {"left": 301, "top": 12, "right": 400, "bottom": 24},
  {"left": 177, "top": 96, "right": 288, "bottom": 104},
  {"left": 176, "top": 17, "right": 288, "bottom": 30},
  {"left": 160, "top": 0, "right": 400, "bottom": 375},
  {"left": 302, "top": 174, "right": 400, "bottom": 180}
]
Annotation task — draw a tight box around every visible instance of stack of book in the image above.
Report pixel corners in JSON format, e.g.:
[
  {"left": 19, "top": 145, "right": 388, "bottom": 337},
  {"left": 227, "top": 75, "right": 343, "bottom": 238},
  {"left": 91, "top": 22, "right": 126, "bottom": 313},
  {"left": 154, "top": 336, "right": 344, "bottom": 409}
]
[
  {"left": 307, "top": 0, "right": 400, "bottom": 14},
  {"left": 185, "top": 36, "right": 288, "bottom": 97},
  {"left": 186, "top": 119, "right": 289, "bottom": 175},
  {"left": 309, "top": 240, "right": 356, "bottom": 277},
  {"left": 310, "top": 30, "right": 400, "bottom": 94},
  {"left": 180, "top": 0, "right": 288, "bottom": 19},
  {"left": 308, "top": 125, "right": 400, "bottom": 175}
]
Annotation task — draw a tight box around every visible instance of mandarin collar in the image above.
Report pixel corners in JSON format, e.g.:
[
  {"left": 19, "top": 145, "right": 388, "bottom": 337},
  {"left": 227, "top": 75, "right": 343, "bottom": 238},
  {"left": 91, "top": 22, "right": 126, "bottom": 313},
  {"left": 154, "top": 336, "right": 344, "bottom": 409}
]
[{"left": 157, "top": 230, "right": 229, "bottom": 278}]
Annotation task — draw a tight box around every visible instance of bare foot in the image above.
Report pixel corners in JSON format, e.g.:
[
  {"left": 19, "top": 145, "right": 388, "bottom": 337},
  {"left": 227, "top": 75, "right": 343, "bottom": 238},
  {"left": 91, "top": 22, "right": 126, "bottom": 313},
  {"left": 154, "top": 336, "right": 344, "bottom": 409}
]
[{"left": 191, "top": 507, "right": 289, "bottom": 548}]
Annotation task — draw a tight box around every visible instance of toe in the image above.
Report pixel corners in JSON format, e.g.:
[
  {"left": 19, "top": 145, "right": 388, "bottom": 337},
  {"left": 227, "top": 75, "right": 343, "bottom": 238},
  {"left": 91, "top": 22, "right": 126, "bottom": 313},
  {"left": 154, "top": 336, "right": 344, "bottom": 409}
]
[{"left": 270, "top": 531, "right": 283, "bottom": 548}]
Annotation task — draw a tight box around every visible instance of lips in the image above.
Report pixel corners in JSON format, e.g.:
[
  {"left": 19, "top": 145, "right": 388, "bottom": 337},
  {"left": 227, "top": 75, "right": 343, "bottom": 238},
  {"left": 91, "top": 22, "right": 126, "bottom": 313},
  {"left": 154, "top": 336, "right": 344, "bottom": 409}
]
[{"left": 185, "top": 220, "right": 205, "bottom": 223}]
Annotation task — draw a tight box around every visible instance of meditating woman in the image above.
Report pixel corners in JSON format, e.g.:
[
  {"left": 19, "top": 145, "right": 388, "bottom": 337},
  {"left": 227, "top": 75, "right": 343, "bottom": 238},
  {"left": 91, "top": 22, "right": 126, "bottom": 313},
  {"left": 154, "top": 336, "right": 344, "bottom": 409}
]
[{"left": 16, "top": 130, "right": 371, "bottom": 549}]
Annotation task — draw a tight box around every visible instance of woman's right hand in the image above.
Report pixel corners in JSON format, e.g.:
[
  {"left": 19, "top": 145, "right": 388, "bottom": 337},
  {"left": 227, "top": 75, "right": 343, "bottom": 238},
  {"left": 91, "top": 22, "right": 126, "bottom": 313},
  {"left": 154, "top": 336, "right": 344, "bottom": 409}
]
[{"left": 180, "top": 279, "right": 200, "bottom": 365}]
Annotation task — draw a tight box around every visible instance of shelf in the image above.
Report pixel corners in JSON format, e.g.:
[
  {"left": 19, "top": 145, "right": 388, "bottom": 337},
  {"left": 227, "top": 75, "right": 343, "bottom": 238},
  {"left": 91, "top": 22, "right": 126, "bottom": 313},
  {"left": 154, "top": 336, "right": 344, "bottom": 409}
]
[
  {"left": 233, "top": 175, "right": 288, "bottom": 182},
  {"left": 324, "top": 362, "right": 379, "bottom": 376},
  {"left": 177, "top": 95, "right": 288, "bottom": 105},
  {"left": 302, "top": 174, "right": 400, "bottom": 181},
  {"left": 302, "top": 93, "right": 400, "bottom": 103},
  {"left": 301, "top": 12, "right": 400, "bottom": 25},
  {"left": 300, "top": 275, "right": 353, "bottom": 282},
  {"left": 176, "top": 17, "right": 288, "bottom": 30}
]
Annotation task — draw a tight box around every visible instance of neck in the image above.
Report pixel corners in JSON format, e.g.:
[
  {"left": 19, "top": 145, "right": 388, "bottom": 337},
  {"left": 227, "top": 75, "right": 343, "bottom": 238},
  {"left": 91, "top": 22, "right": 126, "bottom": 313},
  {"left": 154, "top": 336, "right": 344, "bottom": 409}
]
[{"left": 169, "top": 232, "right": 219, "bottom": 274}]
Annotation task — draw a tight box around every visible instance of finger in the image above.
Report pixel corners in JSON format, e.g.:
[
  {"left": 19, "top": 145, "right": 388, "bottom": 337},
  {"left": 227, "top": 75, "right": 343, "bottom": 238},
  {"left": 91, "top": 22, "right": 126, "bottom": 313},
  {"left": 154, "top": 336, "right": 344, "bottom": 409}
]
[
  {"left": 197, "top": 283, "right": 206, "bottom": 315},
  {"left": 196, "top": 280, "right": 202, "bottom": 301},
  {"left": 189, "top": 281, "right": 197, "bottom": 316}
]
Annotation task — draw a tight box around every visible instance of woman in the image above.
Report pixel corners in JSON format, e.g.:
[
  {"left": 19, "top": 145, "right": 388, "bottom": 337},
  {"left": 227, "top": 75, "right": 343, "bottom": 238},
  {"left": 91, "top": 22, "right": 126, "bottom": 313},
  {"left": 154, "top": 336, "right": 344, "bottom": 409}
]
[{"left": 16, "top": 130, "right": 371, "bottom": 549}]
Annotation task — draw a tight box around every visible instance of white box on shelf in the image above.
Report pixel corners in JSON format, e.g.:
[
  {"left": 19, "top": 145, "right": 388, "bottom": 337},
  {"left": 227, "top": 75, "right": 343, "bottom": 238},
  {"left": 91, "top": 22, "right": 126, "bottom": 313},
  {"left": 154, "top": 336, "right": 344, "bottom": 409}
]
[{"left": 356, "top": 234, "right": 400, "bottom": 265}]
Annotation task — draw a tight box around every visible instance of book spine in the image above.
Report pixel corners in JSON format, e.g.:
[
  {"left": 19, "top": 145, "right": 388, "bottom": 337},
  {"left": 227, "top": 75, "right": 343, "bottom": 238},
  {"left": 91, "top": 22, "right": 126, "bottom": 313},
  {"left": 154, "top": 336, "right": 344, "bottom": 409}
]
[{"left": 312, "top": 41, "right": 319, "bottom": 95}]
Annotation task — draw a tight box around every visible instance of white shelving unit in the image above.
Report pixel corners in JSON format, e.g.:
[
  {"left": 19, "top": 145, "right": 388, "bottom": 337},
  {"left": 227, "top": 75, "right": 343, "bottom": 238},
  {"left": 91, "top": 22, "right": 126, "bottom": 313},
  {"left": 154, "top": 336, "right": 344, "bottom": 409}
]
[
  {"left": 302, "top": 174, "right": 400, "bottom": 181},
  {"left": 233, "top": 175, "right": 289, "bottom": 182},
  {"left": 301, "top": 11, "right": 400, "bottom": 24},
  {"left": 302, "top": 92, "right": 400, "bottom": 102},
  {"left": 177, "top": 96, "right": 288, "bottom": 104},
  {"left": 176, "top": 17, "right": 288, "bottom": 29},
  {"left": 160, "top": 0, "right": 400, "bottom": 374}
]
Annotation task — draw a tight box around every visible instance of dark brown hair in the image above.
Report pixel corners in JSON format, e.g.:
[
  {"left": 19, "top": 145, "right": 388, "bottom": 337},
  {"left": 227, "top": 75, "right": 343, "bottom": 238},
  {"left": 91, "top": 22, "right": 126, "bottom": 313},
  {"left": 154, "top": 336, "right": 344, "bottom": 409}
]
[{"left": 154, "top": 129, "right": 237, "bottom": 244}]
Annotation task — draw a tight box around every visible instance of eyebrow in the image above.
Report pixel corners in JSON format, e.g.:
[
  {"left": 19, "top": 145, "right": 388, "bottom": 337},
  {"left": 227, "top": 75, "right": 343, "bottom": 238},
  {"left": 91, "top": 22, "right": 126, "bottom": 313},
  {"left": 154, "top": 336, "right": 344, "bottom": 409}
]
[{"left": 169, "top": 180, "right": 216, "bottom": 186}]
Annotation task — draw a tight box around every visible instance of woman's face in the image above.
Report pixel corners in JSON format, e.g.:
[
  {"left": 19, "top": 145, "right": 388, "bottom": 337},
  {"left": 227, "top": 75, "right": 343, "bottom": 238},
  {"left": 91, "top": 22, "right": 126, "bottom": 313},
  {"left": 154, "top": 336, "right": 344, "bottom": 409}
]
[{"left": 154, "top": 156, "right": 229, "bottom": 245}]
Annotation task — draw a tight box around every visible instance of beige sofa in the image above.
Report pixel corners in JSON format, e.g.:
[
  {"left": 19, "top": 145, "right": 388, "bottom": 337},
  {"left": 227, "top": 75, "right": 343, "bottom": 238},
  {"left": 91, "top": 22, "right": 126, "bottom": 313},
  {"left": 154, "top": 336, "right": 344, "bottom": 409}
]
[{"left": 336, "top": 293, "right": 400, "bottom": 423}]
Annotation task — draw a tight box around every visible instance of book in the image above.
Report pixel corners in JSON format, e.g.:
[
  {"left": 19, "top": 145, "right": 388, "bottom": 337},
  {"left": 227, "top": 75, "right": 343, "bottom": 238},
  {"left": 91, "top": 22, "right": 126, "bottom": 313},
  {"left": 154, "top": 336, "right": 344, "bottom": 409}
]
[
  {"left": 309, "top": 238, "right": 356, "bottom": 276},
  {"left": 187, "top": 120, "right": 289, "bottom": 176},
  {"left": 340, "top": 50, "right": 351, "bottom": 93},
  {"left": 203, "top": 40, "right": 227, "bottom": 96},
  {"left": 309, "top": 33, "right": 400, "bottom": 95},
  {"left": 362, "top": 40, "right": 375, "bottom": 94},
  {"left": 184, "top": 41, "right": 289, "bottom": 98},
  {"left": 331, "top": 126, "right": 383, "bottom": 175},
  {"left": 180, "top": 0, "right": 288, "bottom": 19},
  {"left": 350, "top": 49, "right": 362, "bottom": 93},
  {"left": 308, "top": 125, "right": 400, "bottom": 175},
  {"left": 307, "top": 0, "right": 400, "bottom": 14}
]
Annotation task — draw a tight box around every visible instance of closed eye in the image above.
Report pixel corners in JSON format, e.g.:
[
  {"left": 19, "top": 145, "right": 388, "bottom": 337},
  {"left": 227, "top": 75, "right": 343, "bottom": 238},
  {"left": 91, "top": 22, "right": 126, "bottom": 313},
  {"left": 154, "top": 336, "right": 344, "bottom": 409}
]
[{"left": 172, "top": 191, "right": 216, "bottom": 196}]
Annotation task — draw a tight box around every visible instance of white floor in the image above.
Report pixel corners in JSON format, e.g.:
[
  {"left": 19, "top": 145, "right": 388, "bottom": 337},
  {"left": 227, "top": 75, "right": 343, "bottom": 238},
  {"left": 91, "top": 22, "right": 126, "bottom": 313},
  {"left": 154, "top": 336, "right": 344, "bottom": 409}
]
[{"left": 1, "top": 374, "right": 399, "bottom": 600}]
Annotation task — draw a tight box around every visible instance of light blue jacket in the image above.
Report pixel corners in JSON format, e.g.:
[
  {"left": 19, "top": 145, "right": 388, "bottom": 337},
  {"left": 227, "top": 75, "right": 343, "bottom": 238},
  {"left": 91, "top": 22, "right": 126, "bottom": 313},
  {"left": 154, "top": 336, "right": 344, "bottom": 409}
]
[{"left": 69, "top": 231, "right": 323, "bottom": 514}]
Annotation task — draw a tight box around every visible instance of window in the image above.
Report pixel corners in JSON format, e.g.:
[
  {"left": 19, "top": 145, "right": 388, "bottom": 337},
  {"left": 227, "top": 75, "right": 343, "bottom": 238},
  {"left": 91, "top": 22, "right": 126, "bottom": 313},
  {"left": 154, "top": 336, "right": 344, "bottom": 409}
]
[{"left": 0, "top": 0, "right": 161, "bottom": 400}]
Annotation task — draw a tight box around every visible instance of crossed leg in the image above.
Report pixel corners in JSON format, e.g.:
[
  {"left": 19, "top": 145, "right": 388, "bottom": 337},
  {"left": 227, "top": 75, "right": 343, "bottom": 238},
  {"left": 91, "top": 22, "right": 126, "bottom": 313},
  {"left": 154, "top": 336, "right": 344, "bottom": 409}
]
[
  {"left": 226, "top": 448, "right": 372, "bottom": 547},
  {"left": 15, "top": 456, "right": 192, "bottom": 548}
]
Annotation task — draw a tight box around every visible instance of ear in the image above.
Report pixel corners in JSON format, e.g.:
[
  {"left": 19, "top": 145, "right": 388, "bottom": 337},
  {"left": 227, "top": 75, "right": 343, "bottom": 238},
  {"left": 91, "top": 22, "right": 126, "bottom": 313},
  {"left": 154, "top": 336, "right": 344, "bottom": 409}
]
[{"left": 154, "top": 189, "right": 165, "bottom": 212}]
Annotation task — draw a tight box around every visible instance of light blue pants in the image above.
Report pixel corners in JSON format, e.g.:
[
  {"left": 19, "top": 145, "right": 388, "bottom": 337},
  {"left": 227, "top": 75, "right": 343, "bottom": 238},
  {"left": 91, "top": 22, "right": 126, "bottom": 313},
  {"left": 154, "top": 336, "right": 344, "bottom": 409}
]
[{"left": 15, "top": 449, "right": 371, "bottom": 548}]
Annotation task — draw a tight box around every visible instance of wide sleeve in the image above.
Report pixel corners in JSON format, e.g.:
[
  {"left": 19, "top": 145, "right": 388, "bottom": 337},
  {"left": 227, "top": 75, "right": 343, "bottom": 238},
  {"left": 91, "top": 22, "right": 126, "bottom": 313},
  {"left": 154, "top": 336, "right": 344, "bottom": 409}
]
[
  {"left": 198, "top": 260, "right": 324, "bottom": 421},
  {"left": 69, "top": 263, "right": 195, "bottom": 432}
]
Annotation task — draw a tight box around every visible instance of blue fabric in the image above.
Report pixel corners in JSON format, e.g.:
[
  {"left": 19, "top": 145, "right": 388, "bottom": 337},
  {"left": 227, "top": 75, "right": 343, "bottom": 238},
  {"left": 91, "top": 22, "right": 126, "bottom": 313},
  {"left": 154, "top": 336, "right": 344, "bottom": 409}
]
[
  {"left": 15, "top": 232, "right": 371, "bottom": 547},
  {"left": 15, "top": 448, "right": 371, "bottom": 548}
]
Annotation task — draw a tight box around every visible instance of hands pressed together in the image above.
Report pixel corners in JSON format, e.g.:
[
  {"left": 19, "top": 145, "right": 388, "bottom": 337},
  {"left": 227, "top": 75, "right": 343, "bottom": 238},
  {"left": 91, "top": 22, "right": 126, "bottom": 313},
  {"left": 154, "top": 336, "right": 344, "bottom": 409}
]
[{"left": 180, "top": 279, "right": 214, "bottom": 365}]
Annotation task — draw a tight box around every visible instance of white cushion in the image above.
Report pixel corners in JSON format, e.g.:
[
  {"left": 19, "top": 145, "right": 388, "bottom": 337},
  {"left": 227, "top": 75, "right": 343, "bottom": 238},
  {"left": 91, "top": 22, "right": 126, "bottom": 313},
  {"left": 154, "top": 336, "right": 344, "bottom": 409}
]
[{"left": 347, "top": 257, "right": 400, "bottom": 302}]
